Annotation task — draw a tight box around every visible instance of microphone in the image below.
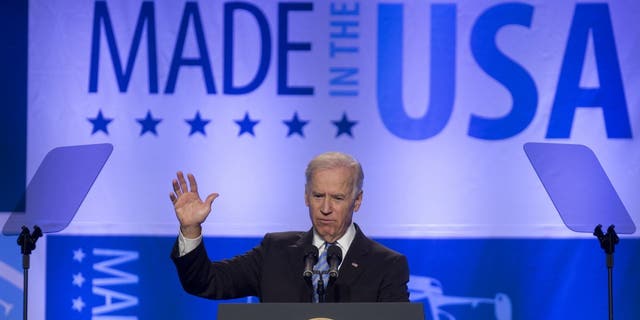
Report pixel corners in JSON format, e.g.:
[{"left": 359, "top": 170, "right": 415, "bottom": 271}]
[
  {"left": 327, "top": 244, "right": 342, "bottom": 278},
  {"left": 302, "top": 244, "right": 318, "bottom": 278}
]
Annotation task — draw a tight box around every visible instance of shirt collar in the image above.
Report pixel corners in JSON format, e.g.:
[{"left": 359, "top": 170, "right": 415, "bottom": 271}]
[{"left": 312, "top": 222, "right": 356, "bottom": 257}]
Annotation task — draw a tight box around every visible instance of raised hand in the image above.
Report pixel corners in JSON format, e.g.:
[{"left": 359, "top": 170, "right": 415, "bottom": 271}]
[{"left": 169, "top": 171, "right": 219, "bottom": 238}]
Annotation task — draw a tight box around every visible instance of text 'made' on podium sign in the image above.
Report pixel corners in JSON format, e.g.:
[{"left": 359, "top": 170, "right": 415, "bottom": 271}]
[{"left": 218, "top": 303, "right": 424, "bottom": 320}]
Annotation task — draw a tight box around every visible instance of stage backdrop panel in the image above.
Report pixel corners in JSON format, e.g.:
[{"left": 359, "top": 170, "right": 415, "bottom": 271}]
[{"left": 0, "top": 0, "right": 638, "bottom": 319}]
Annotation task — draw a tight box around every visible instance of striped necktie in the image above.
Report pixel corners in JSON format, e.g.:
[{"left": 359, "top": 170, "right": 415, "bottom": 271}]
[{"left": 312, "top": 242, "right": 332, "bottom": 302}]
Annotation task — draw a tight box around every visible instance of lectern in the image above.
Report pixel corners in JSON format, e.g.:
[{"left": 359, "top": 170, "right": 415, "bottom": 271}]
[{"left": 218, "top": 303, "right": 424, "bottom": 320}]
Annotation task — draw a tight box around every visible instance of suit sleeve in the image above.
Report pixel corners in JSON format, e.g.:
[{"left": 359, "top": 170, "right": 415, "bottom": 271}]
[
  {"left": 378, "top": 253, "right": 410, "bottom": 302},
  {"left": 170, "top": 236, "right": 267, "bottom": 300}
]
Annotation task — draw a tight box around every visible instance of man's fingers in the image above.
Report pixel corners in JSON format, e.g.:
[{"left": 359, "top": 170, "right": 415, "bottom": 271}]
[
  {"left": 204, "top": 193, "right": 219, "bottom": 207},
  {"left": 169, "top": 193, "right": 177, "bottom": 203},
  {"left": 172, "top": 178, "right": 182, "bottom": 196},
  {"left": 187, "top": 173, "right": 198, "bottom": 193},
  {"left": 176, "top": 171, "right": 188, "bottom": 193}
]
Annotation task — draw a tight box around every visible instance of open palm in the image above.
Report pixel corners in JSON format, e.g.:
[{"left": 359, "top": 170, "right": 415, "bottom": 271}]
[{"left": 170, "top": 171, "right": 218, "bottom": 237}]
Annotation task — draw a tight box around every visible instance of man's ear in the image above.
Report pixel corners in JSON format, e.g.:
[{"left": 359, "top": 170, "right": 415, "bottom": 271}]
[
  {"left": 353, "top": 190, "right": 363, "bottom": 212},
  {"left": 304, "top": 190, "right": 310, "bottom": 207}
]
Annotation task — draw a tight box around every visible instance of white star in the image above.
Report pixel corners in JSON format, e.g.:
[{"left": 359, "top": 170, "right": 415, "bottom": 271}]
[
  {"left": 73, "top": 248, "right": 86, "bottom": 262},
  {"left": 72, "top": 296, "right": 85, "bottom": 312},
  {"left": 72, "top": 272, "right": 85, "bottom": 287}
]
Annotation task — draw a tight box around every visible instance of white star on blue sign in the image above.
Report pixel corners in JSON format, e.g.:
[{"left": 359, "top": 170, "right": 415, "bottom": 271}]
[
  {"left": 234, "top": 112, "right": 260, "bottom": 136},
  {"left": 73, "top": 248, "right": 85, "bottom": 262},
  {"left": 72, "top": 296, "right": 85, "bottom": 312},
  {"left": 72, "top": 272, "right": 85, "bottom": 287},
  {"left": 88, "top": 110, "right": 113, "bottom": 135},
  {"left": 185, "top": 111, "right": 211, "bottom": 136},
  {"left": 283, "top": 112, "right": 309, "bottom": 137},
  {"left": 136, "top": 110, "right": 162, "bottom": 136}
]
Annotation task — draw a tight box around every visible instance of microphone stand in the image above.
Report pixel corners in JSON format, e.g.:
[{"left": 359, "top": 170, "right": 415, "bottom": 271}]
[
  {"left": 593, "top": 224, "right": 619, "bottom": 320},
  {"left": 316, "top": 271, "right": 326, "bottom": 303},
  {"left": 17, "top": 225, "right": 42, "bottom": 320}
]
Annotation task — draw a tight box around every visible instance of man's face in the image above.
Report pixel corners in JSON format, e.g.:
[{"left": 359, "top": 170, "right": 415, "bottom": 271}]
[{"left": 305, "top": 167, "right": 363, "bottom": 243}]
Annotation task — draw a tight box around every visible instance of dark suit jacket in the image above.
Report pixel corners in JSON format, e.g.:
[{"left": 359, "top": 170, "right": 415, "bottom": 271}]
[{"left": 171, "top": 224, "right": 409, "bottom": 302}]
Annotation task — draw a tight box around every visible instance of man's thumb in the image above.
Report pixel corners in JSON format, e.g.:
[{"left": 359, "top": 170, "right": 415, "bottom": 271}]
[{"left": 205, "top": 193, "right": 219, "bottom": 207}]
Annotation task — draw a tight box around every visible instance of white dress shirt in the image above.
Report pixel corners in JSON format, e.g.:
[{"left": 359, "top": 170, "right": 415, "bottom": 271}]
[{"left": 312, "top": 222, "right": 356, "bottom": 269}]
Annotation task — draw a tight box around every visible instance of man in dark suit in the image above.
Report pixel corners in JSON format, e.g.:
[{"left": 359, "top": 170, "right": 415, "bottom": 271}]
[{"left": 170, "top": 152, "right": 409, "bottom": 302}]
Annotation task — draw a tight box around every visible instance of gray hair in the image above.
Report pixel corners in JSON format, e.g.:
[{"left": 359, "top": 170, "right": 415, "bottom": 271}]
[{"left": 305, "top": 152, "right": 364, "bottom": 198}]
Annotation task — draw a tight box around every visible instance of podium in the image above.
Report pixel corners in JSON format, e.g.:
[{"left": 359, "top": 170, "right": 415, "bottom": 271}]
[{"left": 218, "top": 303, "right": 424, "bottom": 320}]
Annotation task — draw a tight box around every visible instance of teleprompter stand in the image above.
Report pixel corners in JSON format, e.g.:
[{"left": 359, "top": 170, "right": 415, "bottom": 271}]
[
  {"left": 16, "top": 225, "right": 42, "bottom": 320},
  {"left": 524, "top": 143, "right": 636, "bottom": 320},
  {"left": 593, "top": 224, "right": 619, "bottom": 320},
  {"left": 2, "top": 143, "right": 113, "bottom": 320}
]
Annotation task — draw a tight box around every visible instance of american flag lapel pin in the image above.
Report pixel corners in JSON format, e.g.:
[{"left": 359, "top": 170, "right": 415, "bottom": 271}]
[{"left": 351, "top": 262, "right": 359, "bottom": 268}]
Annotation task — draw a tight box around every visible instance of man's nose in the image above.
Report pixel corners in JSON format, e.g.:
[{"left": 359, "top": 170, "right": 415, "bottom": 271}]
[{"left": 320, "top": 198, "right": 332, "bottom": 214}]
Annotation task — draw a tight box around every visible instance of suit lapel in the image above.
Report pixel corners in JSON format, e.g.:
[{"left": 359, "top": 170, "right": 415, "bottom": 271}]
[
  {"left": 286, "top": 230, "right": 313, "bottom": 276},
  {"left": 286, "top": 229, "right": 315, "bottom": 301},
  {"left": 333, "top": 224, "right": 371, "bottom": 288}
]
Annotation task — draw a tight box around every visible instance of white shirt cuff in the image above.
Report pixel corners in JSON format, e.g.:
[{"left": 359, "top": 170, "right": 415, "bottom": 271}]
[{"left": 178, "top": 230, "right": 202, "bottom": 257}]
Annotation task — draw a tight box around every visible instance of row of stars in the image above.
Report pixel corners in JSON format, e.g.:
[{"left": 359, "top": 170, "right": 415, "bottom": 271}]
[
  {"left": 71, "top": 248, "right": 87, "bottom": 312},
  {"left": 88, "top": 110, "right": 359, "bottom": 138}
]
